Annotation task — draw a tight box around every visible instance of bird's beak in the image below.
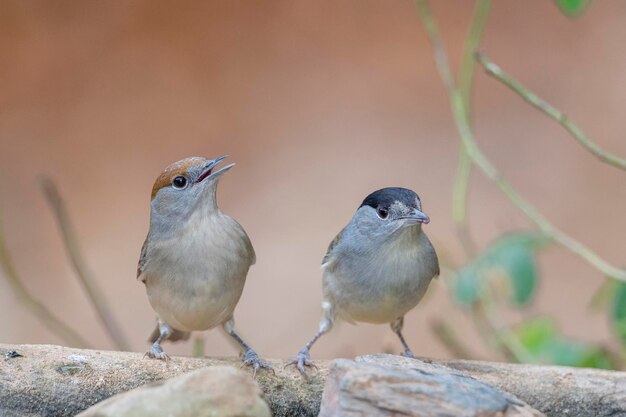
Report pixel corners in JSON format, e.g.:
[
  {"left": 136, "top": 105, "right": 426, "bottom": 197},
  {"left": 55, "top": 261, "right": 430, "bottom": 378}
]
[
  {"left": 401, "top": 209, "right": 430, "bottom": 225},
  {"left": 196, "top": 155, "right": 235, "bottom": 183}
]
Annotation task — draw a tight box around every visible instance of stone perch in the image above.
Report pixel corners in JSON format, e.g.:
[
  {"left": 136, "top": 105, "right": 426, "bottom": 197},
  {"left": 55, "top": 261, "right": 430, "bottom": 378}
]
[
  {"left": 320, "top": 357, "right": 545, "bottom": 416},
  {"left": 1, "top": 344, "right": 625, "bottom": 417},
  {"left": 76, "top": 366, "right": 271, "bottom": 417}
]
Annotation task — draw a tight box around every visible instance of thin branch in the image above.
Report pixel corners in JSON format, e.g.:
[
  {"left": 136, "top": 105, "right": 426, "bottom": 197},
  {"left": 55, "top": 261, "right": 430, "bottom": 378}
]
[
  {"left": 414, "top": 0, "right": 626, "bottom": 282},
  {"left": 453, "top": 0, "right": 492, "bottom": 257},
  {"left": 415, "top": 1, "right": 455, "bottom": 92},
  {"left": 475, "top": 52, "right": 626, "bottom": 171},
  {"left": 0, "top": 212, "right": 90, "bottom": 348},
  {"left": 453, "top": 153, "right": 477, "bottom": 254},
  {"left": 458, "top": 0, "right": 493, "bottom": 120},
  {"left": 39, "top": 177, "right": 131, "bottom": 351}
]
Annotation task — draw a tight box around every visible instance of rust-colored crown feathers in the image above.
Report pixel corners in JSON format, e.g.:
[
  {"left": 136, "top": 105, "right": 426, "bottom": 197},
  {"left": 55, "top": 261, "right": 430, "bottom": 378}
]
[{"left": 150, "top": 157, "right": 208, "bottom": 200}]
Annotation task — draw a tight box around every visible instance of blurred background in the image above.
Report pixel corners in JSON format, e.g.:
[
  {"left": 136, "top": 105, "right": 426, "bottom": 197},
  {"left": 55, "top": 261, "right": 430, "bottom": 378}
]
[{"left": 1, "top": 0, "right": 625, "bottom": 364}]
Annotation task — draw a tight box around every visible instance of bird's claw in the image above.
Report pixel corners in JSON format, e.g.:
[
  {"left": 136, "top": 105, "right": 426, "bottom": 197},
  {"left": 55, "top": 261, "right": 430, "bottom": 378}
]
[
  {"left": 286, "top": 348, "right": 317, "bottom": 378},
  {"left": 144, "top": 344, "right": 171, "bottom": 361},
  {"left": 241, "top": 348, "right": 274, "bottom": 377},
  {"left": 401, "top": 349, "right": 415, "bottom": 359}
]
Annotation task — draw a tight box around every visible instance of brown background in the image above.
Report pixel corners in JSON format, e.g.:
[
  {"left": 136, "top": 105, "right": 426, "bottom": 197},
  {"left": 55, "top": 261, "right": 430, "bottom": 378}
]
[{"left": 1, "top": 1, "right": 625, "bottom": 361}]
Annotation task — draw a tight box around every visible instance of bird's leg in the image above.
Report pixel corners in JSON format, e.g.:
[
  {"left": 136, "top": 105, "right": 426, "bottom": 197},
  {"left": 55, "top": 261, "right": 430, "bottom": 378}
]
[
  {"left": 145, "top": 318, "right": 172, "bottom": 361},
  {"left": 288, "top": 301, "right": 335, "bottom": 377},
  {"left": 391, "top": 316, "right": 414, "bottom": 358},
  {"left": 223, "top": 318, "right": 273, "bottom": 376}
]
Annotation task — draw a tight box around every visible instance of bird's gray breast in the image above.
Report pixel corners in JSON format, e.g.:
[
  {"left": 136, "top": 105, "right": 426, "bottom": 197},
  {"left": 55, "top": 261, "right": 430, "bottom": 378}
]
[
  {"left": 323, "top": 227, "right": 438, "bottom": 324},
  {"left": 143, "top": 213, "right": 255, "bottom": 331}
]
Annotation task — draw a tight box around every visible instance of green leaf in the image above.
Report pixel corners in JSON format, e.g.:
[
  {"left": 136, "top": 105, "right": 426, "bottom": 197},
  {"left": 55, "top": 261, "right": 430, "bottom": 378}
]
[
  {"left": 610, "top": 281, "right": 626, "bottom": 345},
  {"left": 546, "top": 339, "right": 614, "bottom": 369},
  {"left": 493, "top": 243, "right": 537, "bottom": 305},
  {"left": 451, "top": 232, "right": 548, "bottom": 307},
  {"left": 555, "top": 0, "right": 590, "bottom": 17},
  {"left": 452, "top": 266, "right": 483, "bottom": 306},
  {"left": 589, "top": 278, "right": 617, "bottom": 311},
  {"left": 488, "top": 232, "right": 548, "bottom": 305},
  {"left": 514, "top": 316, "right": 616, "bottom": 369},
  {"left": 515, "top": 316, "right": 556, "bottom": 356}
]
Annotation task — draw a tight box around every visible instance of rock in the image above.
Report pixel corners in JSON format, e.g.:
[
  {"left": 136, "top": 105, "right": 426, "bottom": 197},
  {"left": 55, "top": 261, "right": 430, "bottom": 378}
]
[
  {"left": 3, "top": 344, "right": 626, "bottom": 417},
  {"left": 0, "top": 344, "right": 325, "bottom": 417},
  {"left": 361, "top": 354, "right": 626, "bottom": 417},
  {"left": 320, "top": 356, "right": 545, "bottom": 417},
  {"left": 76, "top": 366, "right": 271, "bottom": 417}
]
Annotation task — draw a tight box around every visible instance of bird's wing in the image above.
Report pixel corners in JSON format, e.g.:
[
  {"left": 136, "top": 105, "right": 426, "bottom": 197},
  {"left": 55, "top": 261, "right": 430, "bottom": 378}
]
[
  {"left": 433, "top": 256, "right": 440, "bottom": 279},
  {"left": 424, "top": 234, "right": 440, "bottom": 279},
  {"left": 226, "top": 216, "right": 256, "bottom": 266},
  {"left": 137, "top": 236, "right": 149, "bottom": 281},
  {"left": 321, "top": 227, "right": 344, "bottom": 270},
  {"left": 232, "top": 218, "right": 256, "bottom": 266},
  {"left": 244, "top": 231, "right": 256, "bottom": 266}
]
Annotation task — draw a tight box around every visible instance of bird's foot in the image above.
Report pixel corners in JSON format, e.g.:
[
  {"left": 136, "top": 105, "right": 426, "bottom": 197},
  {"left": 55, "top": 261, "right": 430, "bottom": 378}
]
[
  {"left": 401, "top": 348, "right": 415, "bottom": 359},
  {"left": 143, "top": 343, "right": 170, "bottom": 361},
  {"left": 241, "top": 348, "right": 274, "bottom": 377},
  {"left": 286, "top": 348, "right": 318, "bottom": 378}
]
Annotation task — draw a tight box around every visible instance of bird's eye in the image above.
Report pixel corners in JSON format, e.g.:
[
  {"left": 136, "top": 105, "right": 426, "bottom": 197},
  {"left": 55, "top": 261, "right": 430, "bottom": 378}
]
[
  {"left": 376, "top": 207, "right": 389, "bottom": 219},
  {"left": 172, "top": 176, "right": 188, "bottom": 189}
]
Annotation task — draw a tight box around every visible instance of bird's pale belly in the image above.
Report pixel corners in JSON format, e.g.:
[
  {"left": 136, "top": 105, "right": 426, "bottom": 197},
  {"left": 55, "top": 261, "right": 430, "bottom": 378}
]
[
  {"left": 326, "top": 269, "right": 431, "bottom": 325},
  {"left": 146, "top": 268, "right": 247, "bottom": 332}
]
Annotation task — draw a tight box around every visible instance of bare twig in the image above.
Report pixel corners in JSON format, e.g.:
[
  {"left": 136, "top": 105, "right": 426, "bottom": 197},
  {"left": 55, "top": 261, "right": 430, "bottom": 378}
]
[
  {"left": 453, "top": 0, "right": 492, "bottom": 257},
  {"left": 39, "top": 177, "right": 130, "bottom": 351},
  {"left": 0, "top": 212, "right": 90, "bottom": 348},
  {"left": 475, "top": 52, "right": 626, "bottom": 171},
  {"left": 453, "top": 153, "right": 477, "bottom": 255},
  {"left": 458, "top": 0, "right": 492, "bottom": 115},
  {"left": 414, "top": 0, "right": 626, "bottom": 282}
]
